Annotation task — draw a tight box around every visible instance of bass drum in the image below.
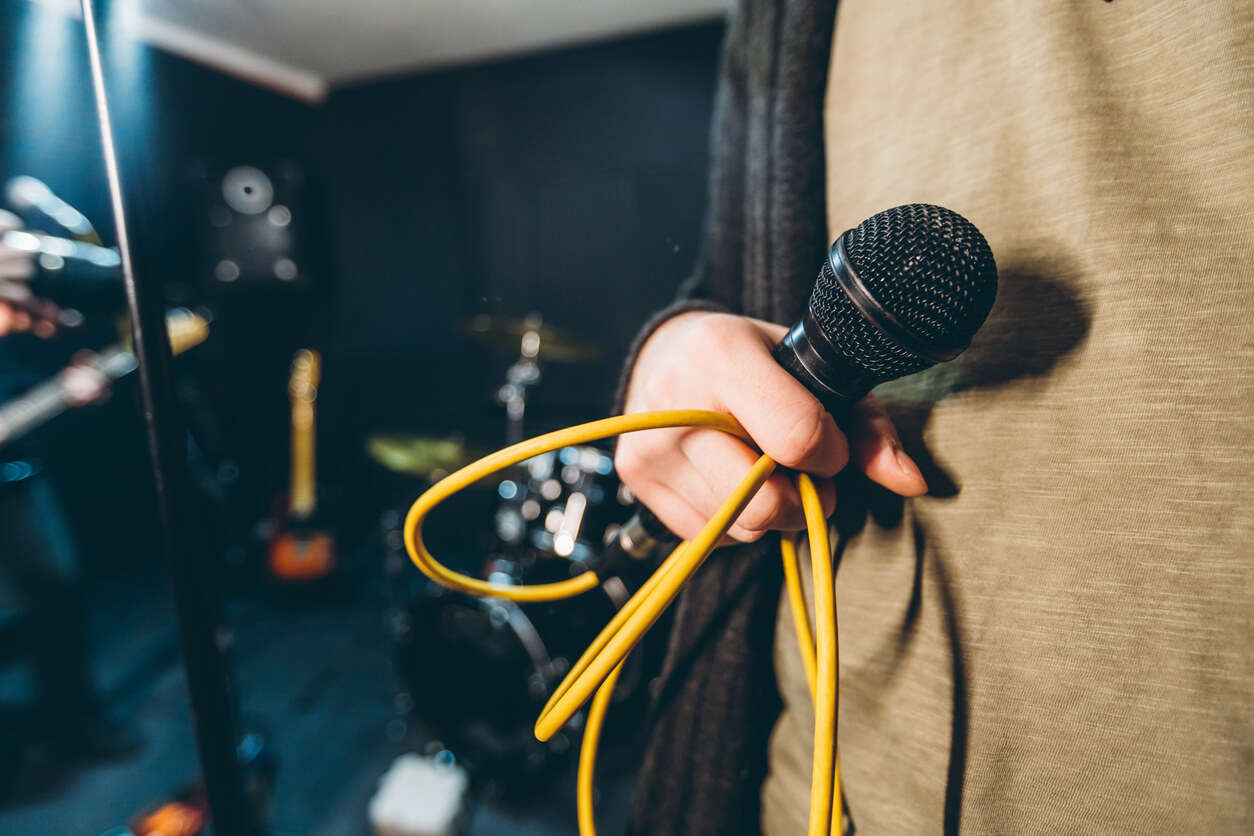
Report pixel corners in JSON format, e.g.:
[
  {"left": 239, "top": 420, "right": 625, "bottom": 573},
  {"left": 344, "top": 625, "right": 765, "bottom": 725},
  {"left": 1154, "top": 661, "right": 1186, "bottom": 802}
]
[
  {"left": 396, "top": 567, "right": 634, "bottom": 782},
  {"left": 390, "top": 443, "right": 648, "bottom": 782}
]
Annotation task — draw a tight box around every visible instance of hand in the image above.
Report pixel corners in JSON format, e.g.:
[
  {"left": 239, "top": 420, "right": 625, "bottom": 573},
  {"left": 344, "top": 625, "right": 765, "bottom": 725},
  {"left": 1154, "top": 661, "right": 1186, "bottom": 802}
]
[
  {"left": 615, "top": 311, "right": 927, "bottom": 543},
  {"left": 60, "top": 352, "right": 109, "bottom": 406},
  {"left": 0, "top": 293, "right": 63, "bottom": 338},
  {"left": 0, "top": 209, "right": 59, "bottom": 338},
  {"left": 0, "top": 209, "right": 34, "bottom": 283}
]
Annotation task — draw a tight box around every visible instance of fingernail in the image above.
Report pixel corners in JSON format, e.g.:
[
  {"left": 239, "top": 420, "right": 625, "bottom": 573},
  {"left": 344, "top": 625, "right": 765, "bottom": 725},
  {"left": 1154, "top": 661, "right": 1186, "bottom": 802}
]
[{"left": 894, "top": 445, "right": 927, "bottom": 491}]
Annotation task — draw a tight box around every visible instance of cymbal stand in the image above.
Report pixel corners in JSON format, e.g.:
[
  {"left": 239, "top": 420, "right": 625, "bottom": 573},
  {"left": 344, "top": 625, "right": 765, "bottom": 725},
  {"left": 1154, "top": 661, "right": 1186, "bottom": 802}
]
[{"left": 496, "top": 312, "right": 544, "bottom": 446}]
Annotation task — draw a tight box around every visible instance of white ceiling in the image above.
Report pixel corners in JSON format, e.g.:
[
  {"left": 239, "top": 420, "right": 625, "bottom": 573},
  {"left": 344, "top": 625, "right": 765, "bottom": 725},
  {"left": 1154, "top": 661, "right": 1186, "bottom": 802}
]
[{"left": 30, "top": 0, "right": 728, "bottom": 102}]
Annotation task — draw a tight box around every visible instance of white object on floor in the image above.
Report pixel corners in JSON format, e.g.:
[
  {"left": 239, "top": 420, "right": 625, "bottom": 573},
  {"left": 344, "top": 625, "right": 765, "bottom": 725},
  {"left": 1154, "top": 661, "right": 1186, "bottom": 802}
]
[{"left": 368, "top": 753, "right": 469, "bottom": 836}]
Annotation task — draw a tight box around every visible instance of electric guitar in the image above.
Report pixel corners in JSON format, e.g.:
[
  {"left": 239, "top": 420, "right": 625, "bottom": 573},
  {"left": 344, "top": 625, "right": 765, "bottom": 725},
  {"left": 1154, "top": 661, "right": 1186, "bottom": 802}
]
[
  {"left": 0, "top": 308, "right": 210, "bottom": 449},
  {"left": 267, "top": 348, "right": 336, "bottom": 582}
]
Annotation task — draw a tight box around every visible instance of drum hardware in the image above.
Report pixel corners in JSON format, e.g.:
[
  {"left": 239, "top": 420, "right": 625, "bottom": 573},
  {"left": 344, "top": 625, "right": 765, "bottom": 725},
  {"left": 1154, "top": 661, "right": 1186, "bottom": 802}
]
[
  {"left": 466, "top": 312, "right": 600, "bottom": 443},
  {"left": 365, "top": 433, "right": 477, "bottom": 481},
  {"left": 494, "top": 444, "right": 624, "bottom": 564},
  {"left": 382, "top": 450, "right": 638, "bottom": 780},
  {"left": 382, "top": 315, "right": 636, "bottom": 777},
  {"left": 464, "top": 314, "right": 601, "bottom": 365},
  {"left": 492, "top": 312, "right": 543, "bottom": 446}
]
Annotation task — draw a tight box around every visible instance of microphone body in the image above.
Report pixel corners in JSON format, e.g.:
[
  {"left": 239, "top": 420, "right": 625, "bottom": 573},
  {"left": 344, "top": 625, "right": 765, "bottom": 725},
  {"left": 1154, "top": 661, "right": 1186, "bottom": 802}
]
[{"left": 773, "top": 311, "right": 874, "bottom": 412}]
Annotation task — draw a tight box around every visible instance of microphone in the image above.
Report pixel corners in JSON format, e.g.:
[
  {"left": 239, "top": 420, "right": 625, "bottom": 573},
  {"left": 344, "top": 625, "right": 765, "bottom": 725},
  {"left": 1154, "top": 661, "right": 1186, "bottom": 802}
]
[
  {"left": 611, "top": 203, "right": 999, "bottom": 564},
  {"left": 772, "top": 202, "right": 997, "bottom": 411},
  {"left": 5, "top": 176, "right": 101, "bottom": 244}
]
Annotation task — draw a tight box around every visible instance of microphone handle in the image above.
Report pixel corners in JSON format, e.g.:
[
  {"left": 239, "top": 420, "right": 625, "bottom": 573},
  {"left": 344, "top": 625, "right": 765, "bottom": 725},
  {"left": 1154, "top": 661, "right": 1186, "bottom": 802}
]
[{"left": 771, "top": 310, "right": 877, "bottom": 413}]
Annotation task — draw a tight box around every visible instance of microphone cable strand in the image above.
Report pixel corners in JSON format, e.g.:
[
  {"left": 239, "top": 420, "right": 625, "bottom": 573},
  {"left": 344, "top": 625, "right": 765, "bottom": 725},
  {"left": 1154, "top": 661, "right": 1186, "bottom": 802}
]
[{"left": 402, "top": 409, "right": 842, "bottom": 836}]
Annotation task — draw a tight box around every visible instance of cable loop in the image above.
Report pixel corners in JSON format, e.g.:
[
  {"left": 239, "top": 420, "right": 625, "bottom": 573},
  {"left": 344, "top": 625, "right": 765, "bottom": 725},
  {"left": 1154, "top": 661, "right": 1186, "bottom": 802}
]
[{"left": 402, "top": 409, "right": 839, "bottom": 835}]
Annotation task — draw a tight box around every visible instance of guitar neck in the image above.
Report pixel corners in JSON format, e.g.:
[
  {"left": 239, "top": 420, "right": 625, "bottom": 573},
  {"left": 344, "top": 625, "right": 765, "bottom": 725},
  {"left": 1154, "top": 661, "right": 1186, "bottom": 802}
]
[
  {"left": 0, "top": 346, "right": 134, "bottom": 448},
  {"left": 289, "top": 397, "right": 317, "bottom": 517},
  {"left": 0, "top": 308, "right": 206, "bottom": 451},
  {"left": 286, "top": 349, "right": 321, "bottom": 518}
]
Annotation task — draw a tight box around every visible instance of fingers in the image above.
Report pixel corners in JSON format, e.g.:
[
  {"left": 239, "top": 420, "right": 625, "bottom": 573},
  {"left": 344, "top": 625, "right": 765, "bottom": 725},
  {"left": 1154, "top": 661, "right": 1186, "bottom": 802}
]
[
  {"left": 0, "top": 304, "right": 32, "bottom": 336},
  {"left": 846, "top": 395, "right": 928, "bottom": 496},
  {"left": 634, "top": 482, "right": 742, "bottom": 547},
  {"left": 678, "top": 428, "right": 806, "bottom": 538},
  {"left": 620, "top": 425, "right": 837, "bottom": 544},
  {"left": 618, "top": 426, "right": 767, "bottom": 542},
  {"left": 618, "top": 438, "right": 729, "bottom": 542},
  {"left": 708, "top": 317, "right": 849, "bottom": 478}
]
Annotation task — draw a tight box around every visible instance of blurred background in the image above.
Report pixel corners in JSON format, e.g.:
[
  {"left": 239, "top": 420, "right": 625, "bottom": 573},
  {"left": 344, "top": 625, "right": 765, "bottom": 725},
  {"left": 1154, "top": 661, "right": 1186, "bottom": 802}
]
[{"left": 0, "top": 0, "right": 727, "bottom": 833}]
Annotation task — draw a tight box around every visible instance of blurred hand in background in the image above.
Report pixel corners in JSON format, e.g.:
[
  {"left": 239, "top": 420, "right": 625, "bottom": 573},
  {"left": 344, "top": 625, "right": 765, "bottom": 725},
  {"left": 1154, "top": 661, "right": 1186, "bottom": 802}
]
[{"left": 0, "top": 208, "right": 63, "bottom": 338}]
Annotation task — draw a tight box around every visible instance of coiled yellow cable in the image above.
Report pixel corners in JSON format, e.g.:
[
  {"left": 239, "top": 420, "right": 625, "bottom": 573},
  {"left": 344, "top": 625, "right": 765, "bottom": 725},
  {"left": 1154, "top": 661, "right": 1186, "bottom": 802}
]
[{"left": 403, "top": 410, "right": 841, "bottom": 835}]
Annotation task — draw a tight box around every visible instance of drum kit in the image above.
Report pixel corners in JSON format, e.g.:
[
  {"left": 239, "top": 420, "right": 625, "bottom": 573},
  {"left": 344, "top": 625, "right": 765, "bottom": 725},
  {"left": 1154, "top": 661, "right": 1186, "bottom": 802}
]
[{"left": 369, "top": 315, "right": 641, "bottom": 780}]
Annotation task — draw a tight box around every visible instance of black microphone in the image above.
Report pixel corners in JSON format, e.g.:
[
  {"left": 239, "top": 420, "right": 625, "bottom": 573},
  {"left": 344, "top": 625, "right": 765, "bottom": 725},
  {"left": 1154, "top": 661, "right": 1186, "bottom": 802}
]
[
  {"left": 611, "top": 203, "right": 999, "bottom": 564},
  {"left": 773, "top": 202, "right": 997, "bottom": 412}
]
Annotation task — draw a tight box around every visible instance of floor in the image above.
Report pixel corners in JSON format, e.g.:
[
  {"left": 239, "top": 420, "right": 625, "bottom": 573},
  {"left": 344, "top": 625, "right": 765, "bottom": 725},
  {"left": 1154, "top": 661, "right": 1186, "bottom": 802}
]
[{"left": 0, "top": 553, "right": 636, "bottom": 835}]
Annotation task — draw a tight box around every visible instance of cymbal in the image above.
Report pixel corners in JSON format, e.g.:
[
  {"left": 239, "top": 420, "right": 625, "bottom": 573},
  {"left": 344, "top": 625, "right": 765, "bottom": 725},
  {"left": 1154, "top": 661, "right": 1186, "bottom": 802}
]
[
  {"left": 366, "top": 434, "right": 473, "bottom": 477},
  {"left": 464, "top": 315, "right": 601, "bottom": 363}
]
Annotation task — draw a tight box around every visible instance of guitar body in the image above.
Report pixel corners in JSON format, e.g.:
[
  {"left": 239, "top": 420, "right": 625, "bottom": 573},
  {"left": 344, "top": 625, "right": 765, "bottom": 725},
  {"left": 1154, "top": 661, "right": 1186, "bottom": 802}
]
[
  {"left": 268, "top": 349, "right": 336, "bottom": 584},
  {"left": 268, "top": 519, "right": 335, "bottom": 583}
]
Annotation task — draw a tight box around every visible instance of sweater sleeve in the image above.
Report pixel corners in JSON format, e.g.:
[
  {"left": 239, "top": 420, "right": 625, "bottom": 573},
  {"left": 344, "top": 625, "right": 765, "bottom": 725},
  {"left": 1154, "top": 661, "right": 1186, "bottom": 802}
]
[{"left": 610, "top": 0, "right": 757, "bottom": 415}]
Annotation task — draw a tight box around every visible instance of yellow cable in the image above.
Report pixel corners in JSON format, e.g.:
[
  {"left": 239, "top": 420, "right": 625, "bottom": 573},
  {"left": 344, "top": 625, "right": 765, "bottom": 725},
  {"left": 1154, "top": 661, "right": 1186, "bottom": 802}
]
[
  {"left": 781, "top": 531, "right": 818, "bottom": 699},
  {"left": 577, "top": 660, "right": 623, "bottom": 836},
  {"left": 798, "top": 475, "right": 839, "bottom": 836},
  {"left": 782, "top": 507, "right": 845, "bottom": 835},
  {"left": 402, "top": 409, "right": 840, "bottom": 836},
  {"left": 402, "top": 410, "right": 746, "bottom": 602},
  {"left": 535, "top": 454, "right": 776, "bottom": 742}
]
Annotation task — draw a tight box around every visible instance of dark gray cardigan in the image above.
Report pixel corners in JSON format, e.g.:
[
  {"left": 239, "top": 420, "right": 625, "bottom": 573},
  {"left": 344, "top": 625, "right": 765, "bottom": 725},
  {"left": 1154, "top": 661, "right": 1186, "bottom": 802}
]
[{"left": 617, "top": 2, "right": 838, "bottom": 833}]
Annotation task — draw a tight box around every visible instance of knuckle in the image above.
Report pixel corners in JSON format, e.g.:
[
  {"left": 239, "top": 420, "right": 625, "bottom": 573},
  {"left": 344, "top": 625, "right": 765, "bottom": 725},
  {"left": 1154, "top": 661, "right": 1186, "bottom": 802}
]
[
  {"left": 773, "top": 405, "right": 829, "bottom": 468},
  {"left": 615, "top": 429, "right": 678, "bottom": 486},
  {"left": 729, "top": 525, "right": 765, "bottom": 544},
  {"left": 737, "top": 483, "right": 787, "bottom": 533},
  {"left": 639, "top": 372, "right": 680, "bottom": 409},
  {"left": 614, "top": 445, "right": 645, "bottom": 482},
  {"left": 703, "top": 314, "right": 744, "bottom": 354}
]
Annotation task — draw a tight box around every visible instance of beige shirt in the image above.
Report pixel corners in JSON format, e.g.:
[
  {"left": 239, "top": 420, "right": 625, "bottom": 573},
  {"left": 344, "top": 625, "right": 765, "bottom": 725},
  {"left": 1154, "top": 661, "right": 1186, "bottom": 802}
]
[{"left": 762, "top": 2, "right": 1254, "bottom": 833}]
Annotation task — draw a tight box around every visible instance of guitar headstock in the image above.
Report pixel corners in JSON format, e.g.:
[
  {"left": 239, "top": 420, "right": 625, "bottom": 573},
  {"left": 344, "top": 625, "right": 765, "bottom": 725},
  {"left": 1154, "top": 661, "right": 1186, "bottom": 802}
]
[{"left": 288, "top": 349, "right": 321, "bottom": 404}]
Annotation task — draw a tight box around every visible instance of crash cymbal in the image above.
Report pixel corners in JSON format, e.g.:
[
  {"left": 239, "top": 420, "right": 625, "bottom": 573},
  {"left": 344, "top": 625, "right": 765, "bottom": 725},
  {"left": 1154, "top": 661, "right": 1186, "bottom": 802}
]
[
  {"left": 464, "top": 314, "right": 601, "bottom": 363},
  {"left": 366, "top": 434, "right": 474, "bottom": 478}
]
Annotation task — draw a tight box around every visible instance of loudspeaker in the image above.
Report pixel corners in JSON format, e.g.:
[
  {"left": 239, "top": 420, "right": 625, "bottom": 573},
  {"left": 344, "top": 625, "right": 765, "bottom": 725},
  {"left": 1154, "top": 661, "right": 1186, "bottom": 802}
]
[{"left": 199, "top": 162, "right": 314, "bottom": 294}]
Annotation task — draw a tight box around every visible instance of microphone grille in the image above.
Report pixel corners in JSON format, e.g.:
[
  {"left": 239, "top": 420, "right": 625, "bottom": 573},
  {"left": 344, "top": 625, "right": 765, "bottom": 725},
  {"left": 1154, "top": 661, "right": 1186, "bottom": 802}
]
[{"left": 810, "top": 204, "right": 998, "bottom": 381}]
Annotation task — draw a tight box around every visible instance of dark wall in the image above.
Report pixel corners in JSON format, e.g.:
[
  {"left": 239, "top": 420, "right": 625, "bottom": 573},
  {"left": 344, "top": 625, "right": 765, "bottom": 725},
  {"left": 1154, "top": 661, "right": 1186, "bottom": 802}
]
[
  {"left": 318, "top": 23, "right": 724, "bottom": 440},
  {"left": 0, "top": 0, "right": 725, "bottom": 565}
]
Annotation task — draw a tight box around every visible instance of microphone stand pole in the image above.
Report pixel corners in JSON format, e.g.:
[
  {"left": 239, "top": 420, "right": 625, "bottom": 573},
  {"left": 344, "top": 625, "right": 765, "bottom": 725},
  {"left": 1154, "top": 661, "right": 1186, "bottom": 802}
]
[{"left": 79, "top": 3, "right": 259, "bottom": 834}]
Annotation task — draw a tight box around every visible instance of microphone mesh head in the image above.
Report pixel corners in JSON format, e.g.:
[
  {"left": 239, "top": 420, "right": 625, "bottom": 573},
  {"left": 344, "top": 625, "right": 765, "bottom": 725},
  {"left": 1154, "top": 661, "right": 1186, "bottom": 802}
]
[{"left": 809, "top": 204, "right": 998, "bottom": 381}]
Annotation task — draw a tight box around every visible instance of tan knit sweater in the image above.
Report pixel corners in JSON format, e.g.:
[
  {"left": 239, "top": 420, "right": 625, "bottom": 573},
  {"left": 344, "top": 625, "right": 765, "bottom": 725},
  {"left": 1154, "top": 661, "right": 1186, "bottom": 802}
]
[{"left": 763, "top": 2, "right": 1254, "bottom": 833}]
